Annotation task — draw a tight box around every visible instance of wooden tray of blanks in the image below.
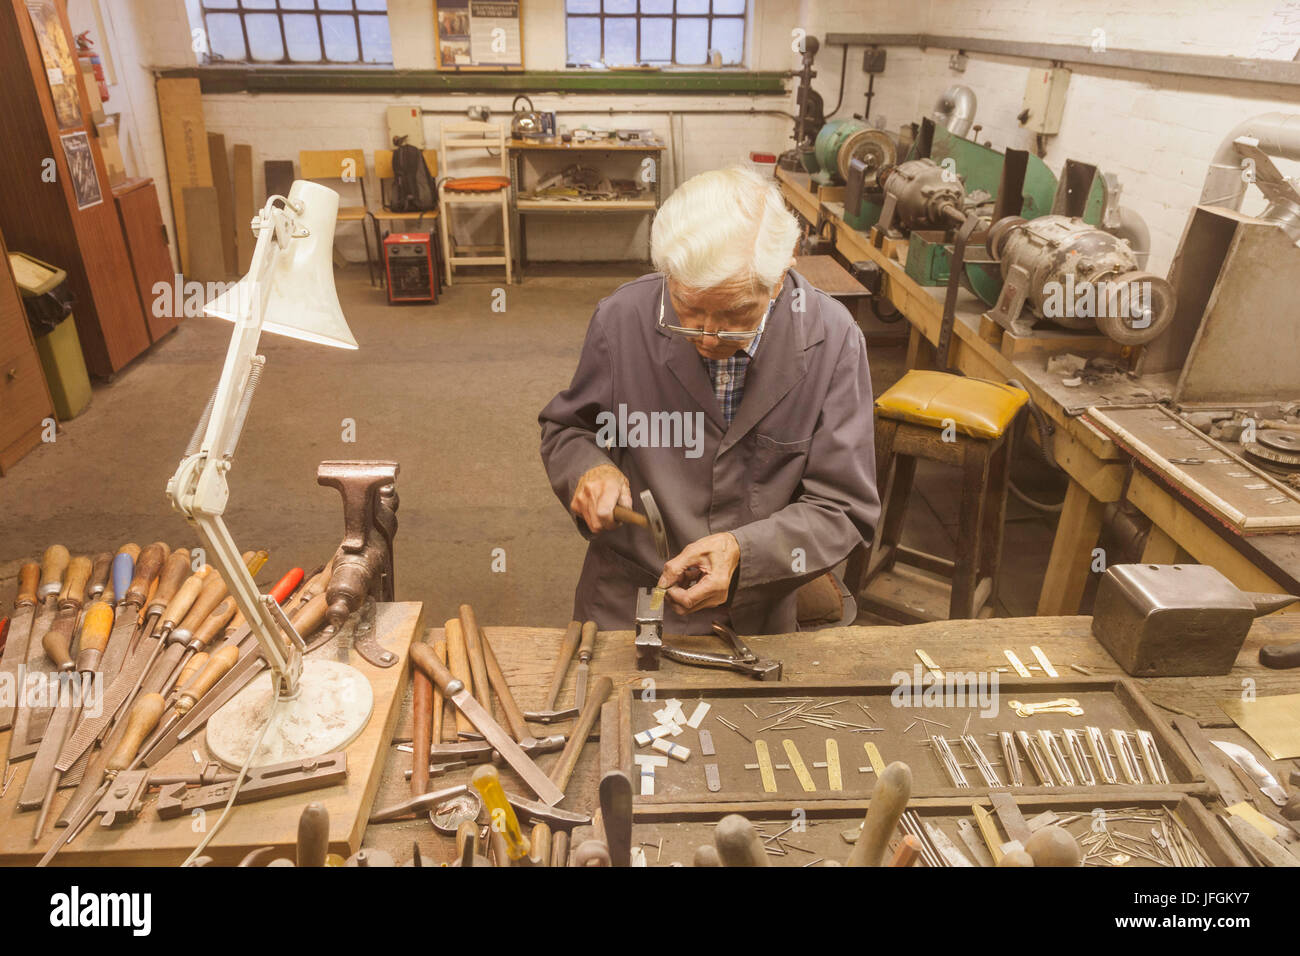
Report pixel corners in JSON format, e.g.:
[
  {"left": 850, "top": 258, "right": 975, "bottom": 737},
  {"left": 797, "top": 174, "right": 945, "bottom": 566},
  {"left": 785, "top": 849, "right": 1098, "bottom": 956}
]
[
  {"left": 627, "top": 793, "right": 1251, "bottom": 868},
  {"left": 618, "top": 679, "right": 1209, "bottom": 805}
]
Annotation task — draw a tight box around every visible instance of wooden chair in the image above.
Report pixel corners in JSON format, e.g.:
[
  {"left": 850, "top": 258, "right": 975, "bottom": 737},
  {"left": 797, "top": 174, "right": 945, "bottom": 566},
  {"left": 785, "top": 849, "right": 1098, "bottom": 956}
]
[
  {"left": 372, "top": 147, "right": 443, "bottom": 298},
  {"left": 437, "top": 121, "right": 512, "bottom": 285},
  {"left": 857, "top": 369, "right": 1029, "bottom": 622},
  {"left": 298, "top": 148, "right": 376, "bottom": 284}
]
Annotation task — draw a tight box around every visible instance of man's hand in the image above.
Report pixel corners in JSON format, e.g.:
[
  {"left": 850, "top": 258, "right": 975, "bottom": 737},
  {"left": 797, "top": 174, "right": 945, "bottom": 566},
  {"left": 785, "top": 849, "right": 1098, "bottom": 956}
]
[
  {"left": 658, "top": 533, "right": 740, "bottom": 614},
  {"left": 570, "top": 463, "right": 633, "bottom": 533}
]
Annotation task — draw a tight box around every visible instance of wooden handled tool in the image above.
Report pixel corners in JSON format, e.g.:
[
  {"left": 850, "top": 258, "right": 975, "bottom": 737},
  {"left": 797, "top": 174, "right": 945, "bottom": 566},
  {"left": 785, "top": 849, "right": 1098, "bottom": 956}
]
[
  {"left": 161, "top": 567, "right": 211, "bottom": 634},
  {"left": 39, "top": 545, "right": 71, "bottom": 600},
  {"left": 411, "top": 635, "right": 435, "bottom": 796},
  {"left": 107, "top": 693, "right": 166, "bottom": 774},
  {"left": 541, "top": 621, "right": 582, "bottom": 712},
  {"left": 472, "top": 764, "right": 529, "bottom": 861},
  {"left": 174, "top": 645, "right": 240, "bottom": 713},
  {"left": 888, "top": 834, "right": 923, "bottom": 867},
  {"left": 548, "top": 675, "right": 613, "bottom": 795},
  {"left": 457, "top": 604, "right": 491, "bottom": 711},
  {"left": 693, "top": 845, "right": 722, "bottom": 867},
  {"left": 714, "top": 813, "right": 770, "bottom": 867},
  {"left": 410, "top": 642, "right": 564, "bottom": 806},
  {"left": 297, "top": 803, "right": 330, "bottom": 867},
  {"left": 480, "top": 629, "right": 531, "bottom": 741},
  {"left": 551, "top": 829, "right": 569, "bottom": 867},
  {"left": 599, "top": 769, "right": 633, "bottom": 867},
  {"left": 124, "top": 543, "right": 169, "bottom": 609},
  {"left": 87, "top": 552, "right": 114, "bottom": 601},
  {"left": 15, "top": 562, "right": 40, "bottom": 606},
  {"left": 174, "top": 652, "right": 209, "bottom": 692},
  {"left": 847, "top": 761, "right": 912, "bottom": 867},
  {"left": 173, "top": 565, "right": 234, "bottom": 639},
  {"left": 612, "top": 506, "right": 647, "bottom": 528},
  {"left": 573, "top": 621, "right": 597, "bottom": 711},
  {"left": 58, "top": 555, "right": 93, "bottom": 609},
  {"left": 444, "top": 618, "right": 474, "bottom": 737},
  {"left": 148, "top": 550, "right": 193, "bottom": 620},
  {"left": 432, "top": 640, "right": 449, "bottom": 744}
]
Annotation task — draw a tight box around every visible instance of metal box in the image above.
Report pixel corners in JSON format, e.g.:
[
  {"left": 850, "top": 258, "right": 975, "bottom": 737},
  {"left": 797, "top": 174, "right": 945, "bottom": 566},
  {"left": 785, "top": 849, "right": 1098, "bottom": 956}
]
[{"left": 1021, "top": 67, "right": 1070, "bottom": 135}]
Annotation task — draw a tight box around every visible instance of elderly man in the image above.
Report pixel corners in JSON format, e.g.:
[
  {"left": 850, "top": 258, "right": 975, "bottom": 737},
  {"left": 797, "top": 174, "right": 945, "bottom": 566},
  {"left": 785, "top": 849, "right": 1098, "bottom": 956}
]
[{"left": 539, "top": 165, "right": 879, "bottom": 635}]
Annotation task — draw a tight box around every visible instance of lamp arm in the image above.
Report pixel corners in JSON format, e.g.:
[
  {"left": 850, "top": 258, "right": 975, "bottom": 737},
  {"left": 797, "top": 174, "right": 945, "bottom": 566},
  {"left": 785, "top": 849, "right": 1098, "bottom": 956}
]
[{"left": 167, "top": 197, "right": 304, "bottom": 693}]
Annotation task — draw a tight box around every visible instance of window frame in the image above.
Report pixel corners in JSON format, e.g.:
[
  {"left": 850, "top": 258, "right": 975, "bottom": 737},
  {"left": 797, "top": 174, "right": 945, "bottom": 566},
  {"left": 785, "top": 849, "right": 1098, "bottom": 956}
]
[
  {"left": 564, "top": 1, "right": 748, "bottom": 69},
  {"left": 197, "top": 0, "right": 394, "bottom": 67}
]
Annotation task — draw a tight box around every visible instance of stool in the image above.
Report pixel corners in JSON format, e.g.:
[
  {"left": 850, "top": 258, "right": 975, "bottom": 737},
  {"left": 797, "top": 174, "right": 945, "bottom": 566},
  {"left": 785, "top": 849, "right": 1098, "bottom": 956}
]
[{"left": 860, "top": 369, "right": 1028, "bottom": 622}]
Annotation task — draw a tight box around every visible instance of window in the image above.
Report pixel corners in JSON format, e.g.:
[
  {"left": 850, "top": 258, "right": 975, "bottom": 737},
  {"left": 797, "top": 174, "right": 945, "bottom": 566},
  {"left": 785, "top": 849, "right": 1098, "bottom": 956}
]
[
  {"left": 565, "top": 1, "right": 746, "bottom": 68},
  {"left": 198, "top": 0, "right": 393, "bottom": 65}
]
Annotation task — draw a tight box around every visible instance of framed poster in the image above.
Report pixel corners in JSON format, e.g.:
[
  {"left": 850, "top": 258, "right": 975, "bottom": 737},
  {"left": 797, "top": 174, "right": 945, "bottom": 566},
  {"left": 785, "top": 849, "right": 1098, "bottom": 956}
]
[
  {"left": 435, "top": 0, "right": 523, "bottom": 70},
  {"left": 61, "top": 131, "right": 103, "bottom": 210},
  {"left": 25, "top": 0, "right": 83, "bottom": 129}
]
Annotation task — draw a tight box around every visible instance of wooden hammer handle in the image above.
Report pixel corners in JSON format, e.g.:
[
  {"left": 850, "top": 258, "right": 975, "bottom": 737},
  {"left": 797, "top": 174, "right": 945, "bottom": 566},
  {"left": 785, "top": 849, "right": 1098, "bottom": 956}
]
[
  {"left": 549, "top": 676, "right": 612, "bottom": 793},
  {"left": 542, "top": 620, "right": 582, "bottom": 711},
  {"left": 612, "top": 506, "right": 647, "bottom": 528},
  {"left": 480, "top": 629, "right": 530, "bottom": 741}
]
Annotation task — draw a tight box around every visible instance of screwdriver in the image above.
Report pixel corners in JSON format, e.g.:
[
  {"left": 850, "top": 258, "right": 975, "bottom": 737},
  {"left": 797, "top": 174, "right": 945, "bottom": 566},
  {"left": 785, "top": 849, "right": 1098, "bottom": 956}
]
[
  {"left": 33, "top": 601, "right": 114, "bottom": 840},
  {"left": 38, "top": 693, "right": 167, "bottom": 866}
]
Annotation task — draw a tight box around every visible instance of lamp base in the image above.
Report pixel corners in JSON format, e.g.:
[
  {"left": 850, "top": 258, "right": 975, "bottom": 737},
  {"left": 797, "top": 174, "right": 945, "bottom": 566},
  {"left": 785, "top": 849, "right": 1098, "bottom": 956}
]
[{"left": 205, "top": 659, "right": 374, "bottom": 768}]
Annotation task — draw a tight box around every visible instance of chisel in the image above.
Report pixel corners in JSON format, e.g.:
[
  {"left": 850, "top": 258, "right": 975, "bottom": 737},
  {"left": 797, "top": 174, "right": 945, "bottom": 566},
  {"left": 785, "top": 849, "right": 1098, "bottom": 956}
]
[
  {"left": 6, "top": 547, "right": 71, "bottom": 755},
  {"left": 85, "top": 552, "right": 115, "bottom": 604},
  {"left": 22, "top": 554, "right": 92, "bottom": 748},
  {"left": 29, "top": 601, "right": 115, "bottom": 838},
  {"left": 136, "top": 644, "right": 240, "bottom": 759},
  {"left": 0, "top": 560, "right": 40, "bottom": 731},
  {"left": 38, "top": 693, "right": 167, "bottom": 866},
  {"left": 410, "top": 642, "right": 564, "bottom": 806}
]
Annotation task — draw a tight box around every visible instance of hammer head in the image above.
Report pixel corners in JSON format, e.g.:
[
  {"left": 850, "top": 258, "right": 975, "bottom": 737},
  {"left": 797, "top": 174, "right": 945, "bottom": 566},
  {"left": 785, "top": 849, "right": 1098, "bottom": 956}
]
[{"left": 640, "top": 489, "right": 669, "bottom": 563}]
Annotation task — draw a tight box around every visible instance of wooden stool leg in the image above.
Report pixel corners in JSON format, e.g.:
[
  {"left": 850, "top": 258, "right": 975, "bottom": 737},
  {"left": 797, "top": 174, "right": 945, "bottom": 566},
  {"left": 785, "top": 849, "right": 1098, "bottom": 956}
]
[
  {"left": 1036, "top": 479, "right": 1106, "bottom": 615},
  {"left": 949, "top": 442, "right": 991, "bottom": 619},
  {"left": 865, "top": 420, "right": 915, "bottom": 581},
  {"left": 974, "top": 431, "right": 1013, "bottom": 615}
]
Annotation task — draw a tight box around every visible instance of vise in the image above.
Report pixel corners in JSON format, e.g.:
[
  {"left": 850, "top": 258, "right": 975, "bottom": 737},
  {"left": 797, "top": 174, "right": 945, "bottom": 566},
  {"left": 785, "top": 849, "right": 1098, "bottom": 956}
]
[{"left": 317, "top": 460, "right": 400, "bottom": 667}]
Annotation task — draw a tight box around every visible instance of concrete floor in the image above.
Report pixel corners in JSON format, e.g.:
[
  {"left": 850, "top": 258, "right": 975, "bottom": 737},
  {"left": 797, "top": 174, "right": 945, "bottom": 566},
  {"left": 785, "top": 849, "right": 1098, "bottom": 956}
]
[{"left": 1, "top": 264, "right": 1062, "bottom": 625}]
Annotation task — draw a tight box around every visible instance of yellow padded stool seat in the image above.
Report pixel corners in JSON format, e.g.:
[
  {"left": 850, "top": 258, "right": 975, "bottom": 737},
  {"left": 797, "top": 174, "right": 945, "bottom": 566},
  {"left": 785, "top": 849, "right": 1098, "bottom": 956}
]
[{"left": 875, "top": 370, "right": 1029, "bottom": 440}]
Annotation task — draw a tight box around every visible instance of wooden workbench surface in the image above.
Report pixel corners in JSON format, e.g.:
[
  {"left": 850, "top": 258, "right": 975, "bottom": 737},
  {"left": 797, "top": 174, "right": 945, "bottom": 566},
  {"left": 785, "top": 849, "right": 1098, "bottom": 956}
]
[{"left": 362, "top": 614, "right": 1300, "bottom": 864}]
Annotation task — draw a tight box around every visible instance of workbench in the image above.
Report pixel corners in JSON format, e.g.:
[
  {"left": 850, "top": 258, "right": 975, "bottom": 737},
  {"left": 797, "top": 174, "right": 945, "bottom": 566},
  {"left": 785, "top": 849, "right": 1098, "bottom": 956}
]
[
  {"left": 362, "top": 615, "right": 1300, "bottom": 865},
  {"left": 775, "top": 167, "right": 1300, "bottom": 614}
]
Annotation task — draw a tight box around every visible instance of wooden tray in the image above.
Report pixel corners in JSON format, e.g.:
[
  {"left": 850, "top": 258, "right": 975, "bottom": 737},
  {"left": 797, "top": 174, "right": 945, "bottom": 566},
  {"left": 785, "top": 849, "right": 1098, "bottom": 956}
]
[
  {"left": 619, "top": 678, "right": 1208, "bottom": 805},
  {"left": 626, "top": 793, "right": 1249, "bottom": 868}
]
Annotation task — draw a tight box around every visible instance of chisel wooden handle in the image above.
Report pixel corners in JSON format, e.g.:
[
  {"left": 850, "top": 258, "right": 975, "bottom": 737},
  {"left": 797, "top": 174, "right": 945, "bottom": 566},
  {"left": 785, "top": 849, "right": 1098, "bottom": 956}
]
[
  {"left": 15, "top": 562, "right": 40, "bottom": 607},
  {"left": 176, "top": 644, "right": 239, "bottom": 712},
  {"left": 174, "top": 566, "right": 233, "bottom": 639},
  {"left": 289, "top": 591, "right": 329, "bottom": 639},
  {"left": 59, "top": 555, "right": 93, "bottom": 609},
  {"left": 551, "top": 829, "right": 569, "bottom": 867},
  {"left": 549, "top": 675, "right": 612, "bottom": 793},
  {"left": 88, "top": 552, "right": 114, "bottom": 600},
  {"left": 190, "top": 596, "right": 238, "bottom": 650},
  {"left": 481, "top": 629, "right": 530, "bottom": 741},
  {"left": 445, "top": 619, "right": 474, "bottom": 736},
  {"left": 612, "top": 506, "right": 647, "bottom": 528},
  {"left": 38, "top": 545, "right": 70, "bottom": 600},
  {"left": 847, "top": 761, "right": 912, "bottom": 867},
  {"left": 106, "top": 693, "right": 166, "bottom": 773},
  {"left": 411, "top": 637, "right": 434, "bottom": 796},
  {"left": 174, "top": 652, "right": 208, "bottom": 692},
  {"left": 148, "top": 549, "right": 192, "bottom": 617},
  {"left": 73, "top": 601, "right": 115, "bottom": 673},
  {"left": 543, "top": 621, "right": 582, "bottom": 711},
  {"left": 432, "top": 640, "right": 448, "bottom": 745},
  {"left": 888, "top": 834, "right": 923, "bottom": 867},
  {"left": 42, "top": 613, "right": 78, "bottom": 671},
  {"left": 297, "top": 803, "right": 330, "bottom": 867},
  {"left": 125, "top": 542, "right": 169, "bottom": 608},
  {"left": 714, "top": 814, "right": 769, "bottom": 867},
  {"left": 162, "top": 567, "right": 210, "bottom": 631},
  {"left": 457, "top": 604, "right": 491, "bottom": 711}
]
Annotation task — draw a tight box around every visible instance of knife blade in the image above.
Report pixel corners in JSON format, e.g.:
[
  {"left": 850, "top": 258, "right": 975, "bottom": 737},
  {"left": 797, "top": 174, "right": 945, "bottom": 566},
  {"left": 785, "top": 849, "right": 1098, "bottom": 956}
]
[
  {"left": 410, "top": 642, "right": 564, "bottom": 806},
  {"left": 0, "top": 561, "right": 40, "bottom": 730},
  {"left": 573, "top": 620, "right": 597, "bottom": 712},
  {"left": 1211, "top": 740, "right": 1289, "bottom": 807}
]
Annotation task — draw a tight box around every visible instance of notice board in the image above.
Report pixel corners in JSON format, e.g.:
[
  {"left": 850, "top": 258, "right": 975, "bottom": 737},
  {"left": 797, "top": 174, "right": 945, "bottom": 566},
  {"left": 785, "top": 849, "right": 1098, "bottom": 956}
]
[{"left": 434, "top": 0, "right": 523, "bottom": 70}]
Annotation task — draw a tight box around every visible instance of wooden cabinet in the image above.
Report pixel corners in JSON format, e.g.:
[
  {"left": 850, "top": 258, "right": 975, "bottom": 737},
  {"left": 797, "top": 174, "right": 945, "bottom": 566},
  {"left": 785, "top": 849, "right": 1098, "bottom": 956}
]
[
  {"left": 0, "top": 229, "right": 56, "bottom": 475},
  {"left": 0, "top": 0, "right": 152, "bottom": 378},
  {"left": 114, "top": 178, "right": 178, "bottom": 342}
]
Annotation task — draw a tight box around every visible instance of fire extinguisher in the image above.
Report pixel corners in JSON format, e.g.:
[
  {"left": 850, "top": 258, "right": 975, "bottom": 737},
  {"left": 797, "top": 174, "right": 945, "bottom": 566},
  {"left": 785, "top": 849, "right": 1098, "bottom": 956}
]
[{"left": 75, "top": 30, "right": 109, "bottom": 104}]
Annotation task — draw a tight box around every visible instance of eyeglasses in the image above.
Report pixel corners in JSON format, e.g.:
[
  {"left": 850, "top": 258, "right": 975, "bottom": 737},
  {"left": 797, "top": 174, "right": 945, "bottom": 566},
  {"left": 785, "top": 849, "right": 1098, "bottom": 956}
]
[{"left": 657, "top": 277, "right": 775, "bottom": 342}]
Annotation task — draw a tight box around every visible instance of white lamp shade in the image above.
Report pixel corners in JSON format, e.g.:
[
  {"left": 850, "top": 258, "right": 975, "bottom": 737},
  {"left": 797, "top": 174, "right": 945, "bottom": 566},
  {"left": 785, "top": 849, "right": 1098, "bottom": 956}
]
[{"left": 203, "top": 180, "right": 358, "bottom": 350}]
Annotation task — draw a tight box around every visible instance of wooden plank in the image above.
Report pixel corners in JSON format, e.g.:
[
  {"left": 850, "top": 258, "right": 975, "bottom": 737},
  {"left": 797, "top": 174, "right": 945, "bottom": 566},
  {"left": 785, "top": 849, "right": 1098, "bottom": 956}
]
[
  {"left": 794, "top": 254, "right": 867, "bottom": 296},
  {"left": 999, "top": 325, "right": 1130, "bottom": 362},
  {"left": 1036, "top": 478, "right": 1107, "bottom": 615},
  {"left": 112, "top": 178, "right": 178, "bottom": 342},
  {"left": 155, "top": 77, "right": 212, "bottom": 275},
  {"left": 181, "top": 186, "right": 224, "bottom": 283},
  {"left": 0, "top": 602, "right": 422, "bottom": 865},
  {"left": 208, "top": 133, "right": 236, "bottom": 278},
  {"left": 232, "top": 144, "right": 254, "bottom": 273}
]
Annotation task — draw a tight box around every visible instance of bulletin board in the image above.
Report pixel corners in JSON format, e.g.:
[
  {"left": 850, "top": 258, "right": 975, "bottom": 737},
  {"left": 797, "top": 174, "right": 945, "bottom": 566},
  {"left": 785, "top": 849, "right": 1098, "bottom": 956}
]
[{"left": 434, "top": 0, "right": 523, "bottom": 70}]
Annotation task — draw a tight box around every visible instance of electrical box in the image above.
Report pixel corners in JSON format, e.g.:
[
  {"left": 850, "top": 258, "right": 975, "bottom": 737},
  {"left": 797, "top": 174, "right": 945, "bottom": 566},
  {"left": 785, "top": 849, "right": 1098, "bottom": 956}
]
[
  {"left": 386, "top": 105, "right": 424, "bottom": 147},
  {"left": 862, "top": 47, "right": 886, "bottom": 73},
  {"left": 1021, "top": 67, "right": 1070, "bottom": 135}
]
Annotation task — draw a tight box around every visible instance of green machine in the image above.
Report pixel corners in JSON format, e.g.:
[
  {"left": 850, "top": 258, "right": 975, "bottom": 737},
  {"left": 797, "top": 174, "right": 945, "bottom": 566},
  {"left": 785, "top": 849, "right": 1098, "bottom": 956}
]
[{"left": 802, "top": 118, "right": 897, "bottom": 187}]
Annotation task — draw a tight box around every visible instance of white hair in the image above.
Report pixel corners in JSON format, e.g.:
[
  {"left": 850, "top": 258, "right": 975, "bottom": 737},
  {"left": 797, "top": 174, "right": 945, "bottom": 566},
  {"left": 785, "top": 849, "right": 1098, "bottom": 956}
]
[{"left": 651, "top": 165, "right": 800, "bottom": 293}]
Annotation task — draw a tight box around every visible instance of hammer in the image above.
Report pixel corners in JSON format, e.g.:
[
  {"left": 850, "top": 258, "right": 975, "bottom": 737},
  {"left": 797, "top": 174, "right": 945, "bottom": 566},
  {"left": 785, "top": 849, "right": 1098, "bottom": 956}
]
[{"left": 615, "top": 489, "right": 670, "bottom": 563}]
